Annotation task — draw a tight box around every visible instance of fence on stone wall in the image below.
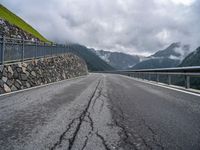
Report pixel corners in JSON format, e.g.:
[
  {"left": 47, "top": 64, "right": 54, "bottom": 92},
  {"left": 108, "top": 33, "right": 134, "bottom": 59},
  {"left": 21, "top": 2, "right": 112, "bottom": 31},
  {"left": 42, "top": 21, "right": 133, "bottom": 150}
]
[{"left": 0, "top": 36, "right": 70, "bottom": 64}]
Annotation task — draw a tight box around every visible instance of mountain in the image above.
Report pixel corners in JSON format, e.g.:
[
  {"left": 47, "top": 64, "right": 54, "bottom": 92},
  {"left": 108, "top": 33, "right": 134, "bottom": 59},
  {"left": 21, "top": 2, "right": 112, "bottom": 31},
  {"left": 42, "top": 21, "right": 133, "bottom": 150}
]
[
  {"left": 178, "top": 47, "right": 200, "bottom": 90},
  {"left": 93, "top": 50, "right": 141, "bottom": 70},
  {"left": 68, "top": 44, "right": 114, "bottom": 71},
  {"left": 152, "top": 42, "right": 189, "bottom": 58},
  {"left": 0, "top": 4, "right": 48, "bottom": 42},
  {"left": 179, "top": 47, "right": 200, "bottom": 66},
  {"left": 132, "top": 42, "right": 190, "bottom": 69},
  {"left": 132, "top": 58, "right": 180, "bottom": 69}
]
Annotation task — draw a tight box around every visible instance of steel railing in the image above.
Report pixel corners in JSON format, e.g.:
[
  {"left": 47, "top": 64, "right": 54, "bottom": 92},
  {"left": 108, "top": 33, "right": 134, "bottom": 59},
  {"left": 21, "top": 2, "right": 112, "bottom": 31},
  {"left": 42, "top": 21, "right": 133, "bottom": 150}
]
[
  {"left": 96, "top": 66, "right": 200, "bottom": 89},
  {"left": 0, "top": 36, "right": 70, "bottom": 64}
]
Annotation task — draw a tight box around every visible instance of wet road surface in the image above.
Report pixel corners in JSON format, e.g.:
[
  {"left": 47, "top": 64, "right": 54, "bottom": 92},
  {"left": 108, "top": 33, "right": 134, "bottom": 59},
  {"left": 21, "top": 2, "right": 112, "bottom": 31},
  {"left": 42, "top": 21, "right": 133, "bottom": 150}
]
[{"left": 0, "top": 74, "right": 200, "bottom": 150}]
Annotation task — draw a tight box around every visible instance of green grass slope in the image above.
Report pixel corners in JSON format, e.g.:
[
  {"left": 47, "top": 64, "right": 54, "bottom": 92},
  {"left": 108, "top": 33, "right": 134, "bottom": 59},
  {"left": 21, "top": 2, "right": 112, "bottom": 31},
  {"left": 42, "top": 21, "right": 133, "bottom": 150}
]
[{"left": 0, "top": 4, "right": 49, "bottom": 42}]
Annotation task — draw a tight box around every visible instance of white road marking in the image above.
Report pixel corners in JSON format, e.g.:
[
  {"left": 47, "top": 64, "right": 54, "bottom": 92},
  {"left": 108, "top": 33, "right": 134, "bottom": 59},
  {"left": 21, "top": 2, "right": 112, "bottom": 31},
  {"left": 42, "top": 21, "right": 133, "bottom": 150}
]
[{"left": 119, "top": 74, "right": 200, "bottom": 97}]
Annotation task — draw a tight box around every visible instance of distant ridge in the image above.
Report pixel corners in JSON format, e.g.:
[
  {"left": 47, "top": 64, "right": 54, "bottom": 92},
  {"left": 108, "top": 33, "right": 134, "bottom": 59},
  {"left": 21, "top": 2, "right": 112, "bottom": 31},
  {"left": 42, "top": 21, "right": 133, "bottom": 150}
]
[
  {"left": 93, "top": 49, "right": 141, "bottom": 70},
  {"left": 132, "top": 42, "right": 190, "bottom": 69},
  {"left": 68, "top": 44, "right": 115, "bottom": 71},
  {"left": 179, "top": 47, "right": 200, "bottom": 66}
]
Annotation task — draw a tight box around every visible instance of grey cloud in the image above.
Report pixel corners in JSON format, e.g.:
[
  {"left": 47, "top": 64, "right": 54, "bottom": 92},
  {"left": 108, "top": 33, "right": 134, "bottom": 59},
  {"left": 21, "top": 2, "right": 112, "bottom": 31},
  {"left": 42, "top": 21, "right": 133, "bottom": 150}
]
[{"left": 1, "top": 0, "right": 200, "bottom": 56}]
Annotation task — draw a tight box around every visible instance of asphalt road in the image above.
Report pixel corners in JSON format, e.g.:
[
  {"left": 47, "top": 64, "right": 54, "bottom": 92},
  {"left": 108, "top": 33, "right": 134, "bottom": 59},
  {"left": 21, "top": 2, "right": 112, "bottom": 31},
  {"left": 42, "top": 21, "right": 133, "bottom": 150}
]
[{"left": 0, "top": 74, "right": 200, "bottom": 150}]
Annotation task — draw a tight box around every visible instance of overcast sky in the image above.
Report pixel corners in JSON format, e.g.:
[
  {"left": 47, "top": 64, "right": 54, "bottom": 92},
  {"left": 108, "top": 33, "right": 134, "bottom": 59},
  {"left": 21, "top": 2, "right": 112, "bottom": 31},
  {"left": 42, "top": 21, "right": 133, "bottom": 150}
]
[{"left": 1, "top": 0, "right": 200, "bottom": 56}]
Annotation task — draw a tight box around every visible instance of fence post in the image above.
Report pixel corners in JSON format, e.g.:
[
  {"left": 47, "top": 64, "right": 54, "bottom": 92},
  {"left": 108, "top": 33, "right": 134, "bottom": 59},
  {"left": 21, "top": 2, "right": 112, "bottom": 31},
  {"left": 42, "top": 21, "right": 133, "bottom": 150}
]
[
  {"left": 22, "top": 39, "right": 24, "bottom": 62},
  {"left": 51, "top": 43, "right": 53, "bottom": 57},
  {"left": 185, "top": 75, "right": 190, "bottom": 89},
  {"left": 168, "top": 74, "right": 171, "bottom": 85},
  {"left": 35, "top": 41, "right": 37, "bottom": 59},
  {"left": 2, "top": 36, "right": 5, "bottom": 65},
  {"left": 55, "top": 45, "right": 57, "bottom": 56},
  {"left": 44, "top": 42, "right": 46, "bottom": 58}
]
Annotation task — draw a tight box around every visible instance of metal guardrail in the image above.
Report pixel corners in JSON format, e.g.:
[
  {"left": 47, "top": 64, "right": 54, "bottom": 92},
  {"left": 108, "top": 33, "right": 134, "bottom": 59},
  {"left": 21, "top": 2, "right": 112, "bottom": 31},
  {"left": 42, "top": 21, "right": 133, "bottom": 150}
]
[
  {"left": 0, "top": 36, "right": 70, "bottom": 64},
  {"left": 97, "top": 66, "right": 200, "bottom": 89}
]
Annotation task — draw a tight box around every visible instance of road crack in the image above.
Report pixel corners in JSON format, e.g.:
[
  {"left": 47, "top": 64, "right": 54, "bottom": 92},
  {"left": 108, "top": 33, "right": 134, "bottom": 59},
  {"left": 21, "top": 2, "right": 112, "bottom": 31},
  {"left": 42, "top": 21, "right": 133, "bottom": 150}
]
[
  {"left": 140, "top": 119, "right": 164, "bottom": 150},
  {"left": 91, "top": 81, "right": 103, "bottom": 111},
  {"left": 50, "top": 79, "right": 102, "bottom": 150},
  {"left": 81, "top": 136, "right": 89, "bottom": 150},
  {"left": 107, "top": 93, "right": 149, "bottom": 150},
  {"left": 50, "top": 117, "right": 78, "bottom": 150},
  {"left": 85, "top": 111, "right": 94, "bottom": 131},
  {"left": 96, "top": 131, "right": 111, "bottom": 150}
]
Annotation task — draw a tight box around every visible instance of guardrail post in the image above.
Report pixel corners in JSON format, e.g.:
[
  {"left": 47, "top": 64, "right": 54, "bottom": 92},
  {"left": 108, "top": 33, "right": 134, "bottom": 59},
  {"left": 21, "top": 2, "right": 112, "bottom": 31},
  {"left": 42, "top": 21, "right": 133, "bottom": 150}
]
[
  {"left": 168, "top": 74, "right": 171, "bottom": 85},
  {"left": 22, "top": 39, "right": 24, "bottom": 62},
  {"left": 156, "top": 74, "right": 159, "bottom": 82},
  {"left": 185, "top": 76, "right": 190, "bottom": 89},
  {"left": 148, "top": 74, "right": 151, "bottom": 81},
  {"left": 1, "top": 36, "right": 5, "bottom": 65}
]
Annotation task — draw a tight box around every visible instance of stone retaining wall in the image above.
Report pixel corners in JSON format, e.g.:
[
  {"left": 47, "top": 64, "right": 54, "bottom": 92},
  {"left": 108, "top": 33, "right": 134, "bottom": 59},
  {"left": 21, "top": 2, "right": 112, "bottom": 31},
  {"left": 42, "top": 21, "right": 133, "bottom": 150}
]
[{"left": 0, "top": 53, "right": 88, "bottom": 94}]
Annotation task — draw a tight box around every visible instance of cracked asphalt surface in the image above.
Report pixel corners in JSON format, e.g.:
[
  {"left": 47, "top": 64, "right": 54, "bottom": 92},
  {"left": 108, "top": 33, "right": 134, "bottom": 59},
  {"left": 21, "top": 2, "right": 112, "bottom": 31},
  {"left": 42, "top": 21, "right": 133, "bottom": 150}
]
[{"left": 0, "top": 73, "right": 200, "bottom": 150}]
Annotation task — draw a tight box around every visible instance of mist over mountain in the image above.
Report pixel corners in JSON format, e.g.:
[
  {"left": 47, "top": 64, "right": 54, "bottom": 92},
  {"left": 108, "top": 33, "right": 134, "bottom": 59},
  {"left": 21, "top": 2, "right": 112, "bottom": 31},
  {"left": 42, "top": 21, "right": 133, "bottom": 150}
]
[
  {"left": 179, "top": 46, "right": 200, "bottom": 67},
  {"left": 152, "top": 42, "right": 190, "bottom": 60},
  {"left": 132, "top": 42, "right": 190, "bottom": 69},
  {"left": 67, "top": 45, "right": 114, "bottom": 71},
  {"left": 92, "top": 50, "right": 142, "bottom": 70}
]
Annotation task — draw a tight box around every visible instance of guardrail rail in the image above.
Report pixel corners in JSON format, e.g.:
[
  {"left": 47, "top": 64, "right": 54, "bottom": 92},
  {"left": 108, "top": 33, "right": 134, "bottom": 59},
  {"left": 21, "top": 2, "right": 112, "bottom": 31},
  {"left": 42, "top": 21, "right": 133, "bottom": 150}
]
[{"left": 97, "top": 67, "right": 200, "bottom": 89}]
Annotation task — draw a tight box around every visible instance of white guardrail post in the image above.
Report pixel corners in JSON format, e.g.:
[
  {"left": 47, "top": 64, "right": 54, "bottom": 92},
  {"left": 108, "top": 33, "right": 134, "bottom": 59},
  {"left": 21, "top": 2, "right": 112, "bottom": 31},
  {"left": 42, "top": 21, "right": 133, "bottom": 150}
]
[
  {"left": 156, "top": 74, "right": 159, "bottom": 82},
  {"left": 186, "top": 75, "right": 190, "bottom": 89},
  {"left": 168, "top": 74, "right": 171, "bottom": 85}
]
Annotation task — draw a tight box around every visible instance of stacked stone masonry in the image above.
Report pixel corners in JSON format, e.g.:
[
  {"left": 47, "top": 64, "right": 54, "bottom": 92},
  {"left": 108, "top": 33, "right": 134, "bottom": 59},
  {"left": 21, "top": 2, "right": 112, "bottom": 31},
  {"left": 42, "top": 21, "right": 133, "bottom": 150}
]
[
  {"left": 0, "top": 53, "right": 88, "bottom": 94},
  {"left": 0, "top": 18, "right": 39, "bottom": 42}
]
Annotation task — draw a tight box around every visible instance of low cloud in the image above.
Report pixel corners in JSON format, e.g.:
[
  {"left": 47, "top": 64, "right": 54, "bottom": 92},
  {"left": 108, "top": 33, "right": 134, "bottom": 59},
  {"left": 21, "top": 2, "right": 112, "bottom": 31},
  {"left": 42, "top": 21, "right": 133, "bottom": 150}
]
[{"left": 1, "top": 0, "right": 200, "bottom": 56}]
